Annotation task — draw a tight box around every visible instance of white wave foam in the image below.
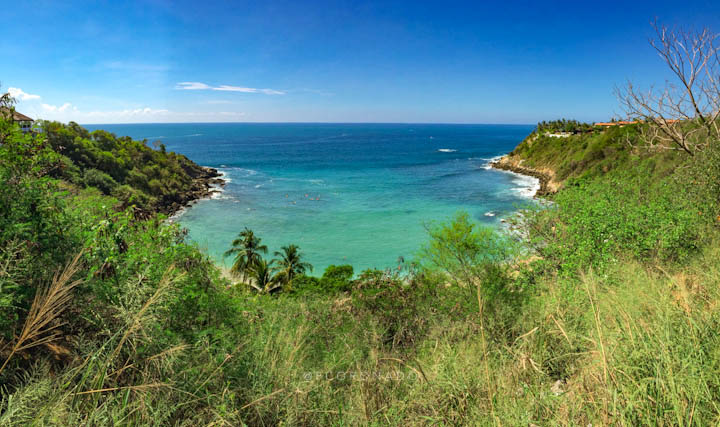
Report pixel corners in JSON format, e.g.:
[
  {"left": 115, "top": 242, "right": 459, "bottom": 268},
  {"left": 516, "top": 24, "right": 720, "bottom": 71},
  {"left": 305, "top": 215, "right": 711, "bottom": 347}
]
[
  {"left": 218, "top": 167, "right": 257, "bottom": 178},
  {"left": 213, "top": 169, "right": 232, "bottom": 183},
  {"left": 482, "top": 155, "right": 504, "bottom": 170},
  {"left": 510, "top": 174, "right": 541, "bottom": 199},
  {"left": 437, "top": 148, "right": 456, "bottom": 153},
  {"left": 167, "top": 206, "right": 187, "bottom": 222}
]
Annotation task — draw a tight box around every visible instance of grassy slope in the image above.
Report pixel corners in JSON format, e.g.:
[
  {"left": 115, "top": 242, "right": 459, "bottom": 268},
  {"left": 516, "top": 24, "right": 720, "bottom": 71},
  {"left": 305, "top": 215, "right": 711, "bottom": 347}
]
[
  {"left": 2, "top": 119, "right": 720, "bottom": 425},
  {"left": 499, "top": 124, "right": 681, "bottom": 192}
]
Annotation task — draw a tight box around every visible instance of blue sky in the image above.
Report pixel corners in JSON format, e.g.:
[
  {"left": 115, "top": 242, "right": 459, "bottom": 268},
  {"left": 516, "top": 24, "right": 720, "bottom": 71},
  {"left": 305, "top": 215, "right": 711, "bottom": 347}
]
[{"left": 2, "top": 0, "right": 719, "bottom": 124}]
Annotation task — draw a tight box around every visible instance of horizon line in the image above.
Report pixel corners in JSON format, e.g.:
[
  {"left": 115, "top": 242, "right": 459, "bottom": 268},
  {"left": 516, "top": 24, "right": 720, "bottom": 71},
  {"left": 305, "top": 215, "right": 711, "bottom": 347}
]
[{"left": 78, "top": 121, "right": 538, "bottom": 126}]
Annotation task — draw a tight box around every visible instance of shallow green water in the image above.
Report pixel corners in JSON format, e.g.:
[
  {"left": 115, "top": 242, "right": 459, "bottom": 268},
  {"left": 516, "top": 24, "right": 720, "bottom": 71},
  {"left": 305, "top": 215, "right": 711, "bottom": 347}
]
[{"left": 89, "top": 123, "right": 537, "bottom": 274}]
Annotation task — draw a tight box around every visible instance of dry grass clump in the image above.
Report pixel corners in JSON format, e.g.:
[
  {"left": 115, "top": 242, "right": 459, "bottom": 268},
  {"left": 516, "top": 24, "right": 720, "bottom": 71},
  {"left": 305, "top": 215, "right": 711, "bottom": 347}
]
[{"left": 0, "top": 252, "right": 83, "bottom": 376}]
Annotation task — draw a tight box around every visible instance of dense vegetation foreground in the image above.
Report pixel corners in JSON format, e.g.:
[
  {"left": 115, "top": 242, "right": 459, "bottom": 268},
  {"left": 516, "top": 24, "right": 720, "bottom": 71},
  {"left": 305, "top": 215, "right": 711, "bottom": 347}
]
[{"left": 2, "top": 107, "right": 720, "bottom": 425}]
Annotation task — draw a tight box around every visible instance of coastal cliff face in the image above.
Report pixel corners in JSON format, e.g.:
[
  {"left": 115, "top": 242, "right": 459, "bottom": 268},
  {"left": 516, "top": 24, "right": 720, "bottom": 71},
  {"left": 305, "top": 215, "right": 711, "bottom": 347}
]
[
  {"left": 491, "top": 122, "right": 681, "bottom": 196},
  {"left": 491, "top": 154, "right": 559, "bottom": 196}
]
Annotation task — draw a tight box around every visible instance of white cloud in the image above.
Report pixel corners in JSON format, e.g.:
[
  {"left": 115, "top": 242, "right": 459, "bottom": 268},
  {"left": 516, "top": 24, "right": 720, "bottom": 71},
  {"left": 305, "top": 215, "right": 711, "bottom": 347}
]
[
  {"left": 35, "top": 104, "right": 246, "bottom": 124},
  {"left": 9, "top": 87, "right": 247, "bottom": 123},
  {"left": 8, "top": 87, "right": 41, "bottom": 101},
  {"left": 42, "top": 102, "right": 75, "bottom": 113},
  {"left": 83, "top": 107, "right": 170, "bottom": 118},
  {"left": 175, "top": 81, "right": 284, "bottom": 95},
  {"left": 175, "top": 82, "right": 212, "bottom": 90}
]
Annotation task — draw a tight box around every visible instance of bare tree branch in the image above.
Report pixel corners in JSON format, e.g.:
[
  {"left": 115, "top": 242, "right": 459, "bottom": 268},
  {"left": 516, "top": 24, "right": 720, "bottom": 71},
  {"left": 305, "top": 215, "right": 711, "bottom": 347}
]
[{"left": 617, "top": 21, "right": 720, "bottom": 155}]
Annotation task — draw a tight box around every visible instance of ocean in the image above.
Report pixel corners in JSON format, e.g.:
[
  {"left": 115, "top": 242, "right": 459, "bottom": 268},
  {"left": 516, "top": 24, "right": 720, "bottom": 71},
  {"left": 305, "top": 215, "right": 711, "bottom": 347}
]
[{"left": 85, "top": 123, "right": 537, "bottom": 273}]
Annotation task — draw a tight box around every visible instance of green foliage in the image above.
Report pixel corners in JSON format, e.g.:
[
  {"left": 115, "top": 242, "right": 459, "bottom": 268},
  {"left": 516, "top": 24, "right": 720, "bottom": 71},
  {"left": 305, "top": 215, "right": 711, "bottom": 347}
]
[
  {"left": 0, "top": 123, "right": 76, "bottom": 336},
  {"left": 247, "top": 258, "right": 280, "bottom": 294},
  {"left": 536, "top": 118, "right": 594, "bottom": 133},
  {"left": 319, "top": 264, "right": 354, "bottom": 292},
  {"left": 512, "top": 123, "right": 683, "bottom": 183},
  {"left": 224, "top": 227, "right": 268, "bottom": 280},
  {"left": 273, "top": 244, "right": 313, "bottom": 290},
  {"left": 418, "top": 212, "right": 519, "bottom": 309},
  {"left": 288, "top": 274, "right": 321, "bottom": 293},
  {"left": 351, "top": 268, "right": 438, "bottom": 349},
  {"left": 41, "top": 120, "right": 213, "bottom": 213},
  {"left": 4, "top": 92, "right": 720, "bottom": 424},
  {"left": 525, "top": 165, "right": 709, "bottom": 274},
  {"left": 82, "top": 168, "right": 118, "bottom": 194}
]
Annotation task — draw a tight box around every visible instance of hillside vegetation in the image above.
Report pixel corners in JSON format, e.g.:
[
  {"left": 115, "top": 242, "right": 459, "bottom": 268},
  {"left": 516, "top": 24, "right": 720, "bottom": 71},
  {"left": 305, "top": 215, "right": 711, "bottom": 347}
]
[
  {"left": 495, "top": 121, "right": 683, "bottom": 194},
  {"left": 40, "top": 120, "right": 222, "bottom": 214},
  {"left": 2, "top": 96, "right": 720, "bottom": 424}
]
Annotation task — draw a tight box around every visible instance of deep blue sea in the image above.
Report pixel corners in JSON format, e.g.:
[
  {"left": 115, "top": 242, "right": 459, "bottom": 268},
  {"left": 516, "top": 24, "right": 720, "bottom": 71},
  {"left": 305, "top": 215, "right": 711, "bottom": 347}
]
[{"left": 85, "top": 123, "right": 536, "bottom": 273}]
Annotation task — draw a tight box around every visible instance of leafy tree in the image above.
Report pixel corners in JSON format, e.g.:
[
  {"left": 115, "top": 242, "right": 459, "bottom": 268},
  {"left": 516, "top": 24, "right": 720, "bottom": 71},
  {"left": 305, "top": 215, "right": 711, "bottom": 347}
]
[
  {"left": 319, "top": 264, "right": 354, "bottom": 292},
  {"left": 224, "top": 227, "right": 268, "bottom": 281},
  {"left": 39, "top": 119, "right": 218, "bottom": 213},
  {"left": 273, "top": 244, "right": 313, "bottom": 290},
  {"left": 418, "top": 212, "right": 517, "bottom": 308},
  {"left": 248, "top": 258, "right": 280, "bottom": 294}
]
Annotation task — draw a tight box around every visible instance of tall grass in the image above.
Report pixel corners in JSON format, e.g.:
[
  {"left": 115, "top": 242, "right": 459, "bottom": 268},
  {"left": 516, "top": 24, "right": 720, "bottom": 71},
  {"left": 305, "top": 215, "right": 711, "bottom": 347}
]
[
  {"left": 2, "top": 244, "right": 720, "bottom": 425},
  {"left": 0, "top": 252, "right": 83, "bottom": 376}
]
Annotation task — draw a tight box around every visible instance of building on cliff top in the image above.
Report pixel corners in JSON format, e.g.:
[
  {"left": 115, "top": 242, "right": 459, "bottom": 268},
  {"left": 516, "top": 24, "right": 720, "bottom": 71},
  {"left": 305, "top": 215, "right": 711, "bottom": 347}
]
[
  {"left": 594, "top": 120, "right": 639, "bottom": 127},
  {"left": 0, "top": 107, "right": 34, "bottom": 133}
]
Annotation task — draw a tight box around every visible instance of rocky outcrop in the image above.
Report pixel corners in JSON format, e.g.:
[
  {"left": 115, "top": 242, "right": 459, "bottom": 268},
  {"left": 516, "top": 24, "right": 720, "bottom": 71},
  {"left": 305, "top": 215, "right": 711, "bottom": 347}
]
[
  {"left": 491, "top": 156, "right": 558, "bottom": 196},
  {"left": 159, "top": 166, "right": 225, "bottom": 216}
]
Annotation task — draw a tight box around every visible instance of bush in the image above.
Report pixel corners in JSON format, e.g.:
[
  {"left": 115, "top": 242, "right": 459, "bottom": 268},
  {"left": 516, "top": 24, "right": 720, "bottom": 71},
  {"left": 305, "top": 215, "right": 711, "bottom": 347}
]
[
  {"left": 418, "top": 212, "right": 519, "bottom": 308},
  {"left": 525, "top": 166, "right": 708, "bottom": 274},
  {"left": 319, "top": 264, "right": 354, "bottom": 292},
  {"left": 112, "top": 184, "right": 153, "bottom": 210},
  {"left": 82, "top": 168, "right": 118, "bottom": 194},
  {"left": 351, "top": 268, "right": 435, "bottom": 349}
]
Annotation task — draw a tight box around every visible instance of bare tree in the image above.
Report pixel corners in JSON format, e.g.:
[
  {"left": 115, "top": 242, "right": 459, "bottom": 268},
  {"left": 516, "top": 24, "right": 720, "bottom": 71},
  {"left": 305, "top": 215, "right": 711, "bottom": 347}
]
[{"left": 617, "top": 22, "right": 720, "bottom": 155}]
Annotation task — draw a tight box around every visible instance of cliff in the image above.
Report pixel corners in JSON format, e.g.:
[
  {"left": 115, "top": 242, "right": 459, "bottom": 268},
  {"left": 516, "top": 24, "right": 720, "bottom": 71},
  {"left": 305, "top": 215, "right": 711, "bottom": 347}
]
[{"left": 491, "top": 121, "right": 680, "bottom": 196}]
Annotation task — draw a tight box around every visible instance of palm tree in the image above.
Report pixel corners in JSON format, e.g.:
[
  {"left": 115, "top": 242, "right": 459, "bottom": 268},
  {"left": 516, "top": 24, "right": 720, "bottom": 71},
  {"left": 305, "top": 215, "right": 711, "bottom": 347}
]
[
  {"left": 273, "top": 244, "right": 313, "bottom": 289},
  {"left": 249, "top": 259, "right": 281, "bottom": 294},
  {"left": 224, "top": 227, "right": 268, "bottom": 281}
]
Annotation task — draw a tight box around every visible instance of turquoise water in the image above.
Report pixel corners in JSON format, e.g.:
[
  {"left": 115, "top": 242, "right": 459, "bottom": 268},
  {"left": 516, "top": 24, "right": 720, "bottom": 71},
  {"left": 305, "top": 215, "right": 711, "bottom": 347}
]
[{"left": 87, "top": 123, "right": 536, "bottom": 273}]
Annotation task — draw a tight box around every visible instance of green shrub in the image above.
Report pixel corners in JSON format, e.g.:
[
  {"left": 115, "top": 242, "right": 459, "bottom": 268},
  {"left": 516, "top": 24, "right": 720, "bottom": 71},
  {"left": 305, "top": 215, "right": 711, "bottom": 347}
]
[
  {"left": 351, "top": 268, "right": 435, "bottom": 349},
  {"left": 525, "top": 167, "right": 707, "bottom": 274},
  {"left": 319, "top": 264, "right": 354, "bottom": 292},
  {"left": 82, "top": 168, "right": 118, "bottom": 194},
  {"left": 418, "top": 212, "right": 519, "bottom": 308},
  {"left": 112, "top": 184, "right": 153, "bottom": 210}
]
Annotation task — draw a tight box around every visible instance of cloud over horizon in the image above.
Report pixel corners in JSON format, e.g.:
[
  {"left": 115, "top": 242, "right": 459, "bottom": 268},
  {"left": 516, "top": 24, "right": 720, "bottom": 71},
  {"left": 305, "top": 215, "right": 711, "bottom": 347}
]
[
  {"left": 175, "top": 82, "right": 285, "bottom": 95},
  {"left": 36, "top": 104, "right": 246, "bottom": 124},
  {"left": 8, "top": 87, "right": 41, "bottom": 101},
  {"left": 5, "top": 86, "right": 248, "bottom": 124}
]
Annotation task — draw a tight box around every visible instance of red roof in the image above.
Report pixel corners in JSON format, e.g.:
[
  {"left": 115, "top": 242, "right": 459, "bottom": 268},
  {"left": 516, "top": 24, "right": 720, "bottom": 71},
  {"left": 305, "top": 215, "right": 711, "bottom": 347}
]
[{"left": 594, "top": 120, "right": 638, "bottom": 127}]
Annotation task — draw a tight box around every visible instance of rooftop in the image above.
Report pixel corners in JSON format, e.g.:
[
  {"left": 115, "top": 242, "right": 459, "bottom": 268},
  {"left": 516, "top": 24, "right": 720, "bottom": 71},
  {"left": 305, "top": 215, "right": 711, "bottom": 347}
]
[
  {"left": 0, "top": 107, "right": 34, "bottom": 122},
  {"left": 594, "top": 120, "right": 638, "bottom": 127}
]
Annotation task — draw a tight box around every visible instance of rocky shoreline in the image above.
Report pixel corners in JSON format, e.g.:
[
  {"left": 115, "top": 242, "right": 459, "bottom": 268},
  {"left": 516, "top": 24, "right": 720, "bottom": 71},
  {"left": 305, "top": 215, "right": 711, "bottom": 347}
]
[
  {"left": 490, "top": 156, "right": 556, "bottom": 197},
  {"left": 159, "top": 166, "right": 226, "bottom": 216}
]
